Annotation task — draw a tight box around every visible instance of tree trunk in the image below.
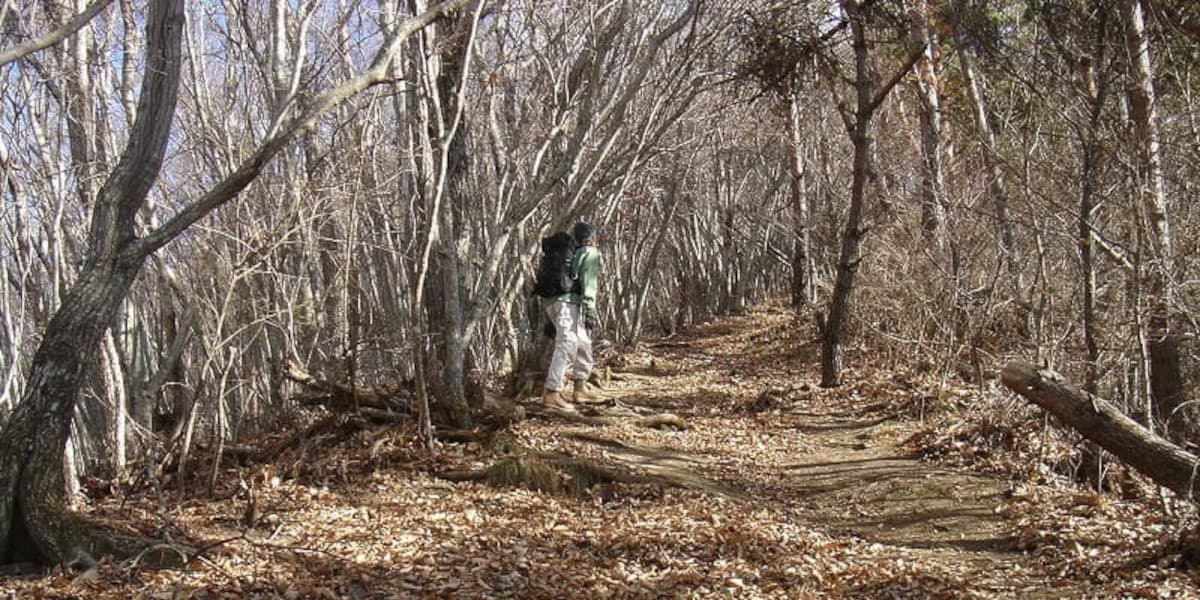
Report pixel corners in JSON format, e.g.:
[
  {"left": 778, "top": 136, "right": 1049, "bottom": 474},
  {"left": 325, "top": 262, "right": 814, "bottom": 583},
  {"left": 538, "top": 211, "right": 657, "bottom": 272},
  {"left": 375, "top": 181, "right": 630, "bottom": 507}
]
[
  {"left": 436, "top": 9, "right": 471, "bottom": 426},
  {"left": 787, "top": 94, "right": 814, "bottom": 309},
  {"left": 953, "top": 14, "right": 1016, "bottom": 281},
  {"left": 0, "top": 0, "right": 184, "bottom": 565},
  {"left": 0, "top": 260, "right": 146, "bottom": 564},
  {"left": 821, "top": 0, "right": 877, "bottom": 388},
  {"left": 820, "top": 1, "right": 923, "bottom": 387},
  {"left": 1119, "top": 0, "right": 1185, "bottom": 439},
  {"left": 1001, "top": 362, "right": 1200, "bottom": 502},
  {"left": 410, "top": 0, "right": 479, "bottom": 429},
  {"left": 909, "top": 0, "right": 944, "bottom": 244},
  {"left": 1077, "top": 10, "right": 1112, "bottom": 486}
]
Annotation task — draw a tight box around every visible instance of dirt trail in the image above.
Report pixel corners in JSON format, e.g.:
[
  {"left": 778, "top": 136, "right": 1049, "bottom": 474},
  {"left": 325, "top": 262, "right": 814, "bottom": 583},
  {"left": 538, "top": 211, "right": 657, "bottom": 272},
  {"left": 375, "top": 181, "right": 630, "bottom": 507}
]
[
  {"left": 8, "top": 305, "right": 1135, "bottom": 599},
  {"left": 558, "top": 305, "right": 1088, "bottom": 598}
]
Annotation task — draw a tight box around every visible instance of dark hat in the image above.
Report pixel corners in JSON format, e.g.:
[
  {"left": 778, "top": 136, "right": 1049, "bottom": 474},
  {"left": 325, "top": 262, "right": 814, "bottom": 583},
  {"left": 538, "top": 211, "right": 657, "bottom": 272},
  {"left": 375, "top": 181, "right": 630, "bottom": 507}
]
[{"left": 572, "top": 221, "right": 596, "bottom": 244}]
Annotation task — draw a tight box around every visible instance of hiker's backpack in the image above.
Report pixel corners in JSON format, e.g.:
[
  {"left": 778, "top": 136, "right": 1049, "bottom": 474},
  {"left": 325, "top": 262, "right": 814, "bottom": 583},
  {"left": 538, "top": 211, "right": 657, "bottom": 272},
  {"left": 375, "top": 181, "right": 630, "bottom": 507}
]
[{"left": 532, "top": 232, "right": 578, "bottom": 298}]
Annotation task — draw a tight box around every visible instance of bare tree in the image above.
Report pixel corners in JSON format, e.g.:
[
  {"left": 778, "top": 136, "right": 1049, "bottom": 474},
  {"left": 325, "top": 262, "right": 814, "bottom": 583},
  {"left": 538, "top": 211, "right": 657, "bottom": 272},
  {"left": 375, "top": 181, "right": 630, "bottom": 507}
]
[
  {"left": 0, "top": 0, "right": 470, "bottom": 565},
  {"left": 819, "top": 0, "right": 925, "bottom": 387}
]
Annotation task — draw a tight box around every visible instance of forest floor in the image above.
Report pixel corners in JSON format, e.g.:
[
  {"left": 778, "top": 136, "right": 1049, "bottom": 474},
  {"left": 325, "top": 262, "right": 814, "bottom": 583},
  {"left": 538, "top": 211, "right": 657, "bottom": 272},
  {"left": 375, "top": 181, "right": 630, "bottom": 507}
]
[{"left": 4, "top": 303, "right": 1200, "bottom": 598}]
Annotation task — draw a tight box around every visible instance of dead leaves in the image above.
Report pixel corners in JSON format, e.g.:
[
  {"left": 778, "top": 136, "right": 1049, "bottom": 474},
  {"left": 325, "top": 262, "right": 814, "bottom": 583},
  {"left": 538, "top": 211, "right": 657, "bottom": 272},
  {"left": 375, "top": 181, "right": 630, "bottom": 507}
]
[{"left": 5, "top": 305, "right": 1200, "bottom": 598}]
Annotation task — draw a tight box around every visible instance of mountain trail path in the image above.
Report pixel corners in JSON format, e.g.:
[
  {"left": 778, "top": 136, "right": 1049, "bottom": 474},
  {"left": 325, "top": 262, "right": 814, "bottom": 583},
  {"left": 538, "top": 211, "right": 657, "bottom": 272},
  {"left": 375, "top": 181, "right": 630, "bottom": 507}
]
[{"left": 521, "top": 304, "right": 1098, "bottom": 598}]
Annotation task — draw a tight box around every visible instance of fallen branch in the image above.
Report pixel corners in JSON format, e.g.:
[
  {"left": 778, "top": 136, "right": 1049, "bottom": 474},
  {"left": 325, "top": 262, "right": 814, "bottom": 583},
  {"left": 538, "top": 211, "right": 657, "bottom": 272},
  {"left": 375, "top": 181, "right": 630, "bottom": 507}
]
[
  {"left": 631, "top": 414, "right": 688, "bottom": 430},
  {"left": 283, "top": 360, "right": 413, "bottom": 411},
  {"left": 223, "top": 415, "right": 342, "bottom": 463},
  {"left": 1001, "top": 361, "right": 1200, "bottom": 501}
]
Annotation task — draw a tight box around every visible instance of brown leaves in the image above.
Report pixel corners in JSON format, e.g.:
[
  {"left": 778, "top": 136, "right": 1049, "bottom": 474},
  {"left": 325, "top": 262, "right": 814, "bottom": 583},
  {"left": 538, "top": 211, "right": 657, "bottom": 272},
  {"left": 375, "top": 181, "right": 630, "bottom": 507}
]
[{"left": 5, "top": 305, "right": 1198, "bottom": 598}]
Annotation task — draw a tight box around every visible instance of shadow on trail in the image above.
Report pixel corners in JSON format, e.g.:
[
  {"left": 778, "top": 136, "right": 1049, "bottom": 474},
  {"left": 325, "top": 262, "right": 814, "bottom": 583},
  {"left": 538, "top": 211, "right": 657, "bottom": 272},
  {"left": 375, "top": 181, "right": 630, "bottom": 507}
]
[
  {"left": 792, "top": 416, "right": 894, "bottom": 433},
  {"left": 770, "top": 407, "right": 1021, "bottom": 561}
]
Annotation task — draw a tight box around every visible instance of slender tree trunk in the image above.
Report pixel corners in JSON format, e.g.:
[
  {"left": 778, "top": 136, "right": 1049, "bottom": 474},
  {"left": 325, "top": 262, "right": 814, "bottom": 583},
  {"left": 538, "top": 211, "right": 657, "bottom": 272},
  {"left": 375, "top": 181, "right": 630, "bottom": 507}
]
[
  {"left": 632, "top": 185, "right": 682, "bottom": 340},
  {"left": 1080, "top": 148, "right": 1101, "bottom": 393},
  {"left": 787, "top": 94, "right": 813, "bottom": 309},
  {"left": 820, "top": 0, "right": 922, "bottom": 387},
  {"left": 1078, "top": 10, "right": 1111, "bottom": 487},
  {"left": 1120, "top": 0, "right": 1185, "bottom": 439},
  {"left": 821, "top": 1, "right": 877, "bottom": 388},
  {"left": 102, "top": 330, "right": 128, "bottom": 481},
  {"left": 1079, "top": 5, "right": 1111, "bottom": 397},
  {"left": 909, "top": 0, "right": 944, "bottom": 244},
  {"left": 953, "top": 16, "right": 1016, "bottom": 281}
]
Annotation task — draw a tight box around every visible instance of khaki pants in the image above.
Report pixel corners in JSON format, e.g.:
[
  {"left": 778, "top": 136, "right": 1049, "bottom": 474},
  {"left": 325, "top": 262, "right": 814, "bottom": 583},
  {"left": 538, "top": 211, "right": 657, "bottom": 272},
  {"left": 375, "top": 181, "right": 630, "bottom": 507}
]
[{"left": 544, "top": 299, "right": 594, "bottom": 392}]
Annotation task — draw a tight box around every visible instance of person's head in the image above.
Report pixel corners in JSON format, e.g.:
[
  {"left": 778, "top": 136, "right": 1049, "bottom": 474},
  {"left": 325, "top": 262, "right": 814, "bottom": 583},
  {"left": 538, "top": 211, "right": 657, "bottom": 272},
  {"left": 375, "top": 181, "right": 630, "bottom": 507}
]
[{"left": 573, "top": 221, "right": 596, "bottom": 246}]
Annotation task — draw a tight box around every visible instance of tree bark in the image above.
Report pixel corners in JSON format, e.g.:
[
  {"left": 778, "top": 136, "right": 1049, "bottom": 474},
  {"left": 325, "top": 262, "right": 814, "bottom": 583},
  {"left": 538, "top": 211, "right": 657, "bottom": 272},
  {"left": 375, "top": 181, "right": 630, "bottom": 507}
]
[
  {"left": 953, "top": 11, "right": 1016, "bottom": 280},
  {"left": 908, "top": 0, "right": 944, "bottom": 244},
  {"left": 1119, "top": 0, "right": 1185, "bottom": 440},
  {"left": 1001, "top": 362, "right": 1200, "bottom": 502},
  {"left": 787, "top": 94, "right": 814, "bottom": 309},
  {"left": 0, "top": 0, "right": 183, "bottom": 565}
]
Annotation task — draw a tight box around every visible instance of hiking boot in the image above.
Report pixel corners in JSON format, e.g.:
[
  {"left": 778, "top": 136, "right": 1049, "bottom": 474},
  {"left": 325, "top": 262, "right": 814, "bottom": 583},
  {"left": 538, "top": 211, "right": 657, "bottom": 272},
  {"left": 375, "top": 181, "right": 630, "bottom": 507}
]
[
  {"left": 541, "top": 389, "right": 577, "bottom": 412},
  {"left": 572, "top": 379, "right": 601, "bottom": 403}
]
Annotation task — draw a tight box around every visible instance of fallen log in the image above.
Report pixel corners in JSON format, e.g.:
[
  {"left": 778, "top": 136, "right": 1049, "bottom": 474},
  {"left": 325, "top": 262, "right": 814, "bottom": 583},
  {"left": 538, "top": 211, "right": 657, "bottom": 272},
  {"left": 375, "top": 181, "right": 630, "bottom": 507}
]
[
  {"left": 283, "top": 360, "right": 412, "bottom": 411},
  {"left": 1001, "top": 361, "right": 1200, "bottom": 501},
  {"left": 223, "top": 415, "right": 342, "bottom": 463}
]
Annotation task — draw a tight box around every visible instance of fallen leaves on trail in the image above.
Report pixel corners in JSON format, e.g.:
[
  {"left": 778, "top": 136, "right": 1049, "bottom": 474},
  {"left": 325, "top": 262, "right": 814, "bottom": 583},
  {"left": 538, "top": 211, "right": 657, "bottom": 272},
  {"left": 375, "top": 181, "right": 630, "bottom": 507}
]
[{"left": 4, "top": 302, "right": 1199, "bottom": 598}]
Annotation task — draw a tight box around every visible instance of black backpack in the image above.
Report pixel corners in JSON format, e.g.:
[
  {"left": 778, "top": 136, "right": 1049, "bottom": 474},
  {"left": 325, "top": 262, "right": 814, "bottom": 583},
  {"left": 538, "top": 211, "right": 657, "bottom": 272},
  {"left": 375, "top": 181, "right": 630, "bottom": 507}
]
[{"left": 532, "top": 232, "right": 578, "bottom": 298}]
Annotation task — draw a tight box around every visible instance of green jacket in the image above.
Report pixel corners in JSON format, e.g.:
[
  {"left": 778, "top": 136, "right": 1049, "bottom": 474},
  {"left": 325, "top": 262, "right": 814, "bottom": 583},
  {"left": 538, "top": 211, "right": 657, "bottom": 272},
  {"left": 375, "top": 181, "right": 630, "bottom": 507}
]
[{"left": 557, "top": 245, "right": 600, "bottom": 310}]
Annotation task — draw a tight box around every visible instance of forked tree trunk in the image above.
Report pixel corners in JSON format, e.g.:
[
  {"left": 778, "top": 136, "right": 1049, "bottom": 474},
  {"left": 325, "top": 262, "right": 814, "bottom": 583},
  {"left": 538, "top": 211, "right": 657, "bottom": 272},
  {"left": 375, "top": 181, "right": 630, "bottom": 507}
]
[
  {"left": 820, "top": 1, "right": 924, "bottom": 387},
  {"left": 821, "top": 3, "right": 874, "bottom": 387},
  {"left": 0, "top": 0, "right": 184, "bottom": 564}
]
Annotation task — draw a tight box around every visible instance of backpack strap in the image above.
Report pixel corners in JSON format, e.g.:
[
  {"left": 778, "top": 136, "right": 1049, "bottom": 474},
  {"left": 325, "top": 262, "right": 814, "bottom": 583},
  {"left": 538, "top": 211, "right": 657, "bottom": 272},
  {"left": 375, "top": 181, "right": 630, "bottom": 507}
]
[{"left": 569, "top": 246, "right": 585, "bottom": 294}]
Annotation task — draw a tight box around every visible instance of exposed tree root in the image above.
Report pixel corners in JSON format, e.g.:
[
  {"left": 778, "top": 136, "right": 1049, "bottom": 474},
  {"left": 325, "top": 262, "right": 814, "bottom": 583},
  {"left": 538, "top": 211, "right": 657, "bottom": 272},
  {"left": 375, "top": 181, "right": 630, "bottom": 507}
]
[
  {"left": 631, "top": 414, "right": 688, "bottom": 430},
  {"left": 526, "top": 402, "right": 688, "bottom": 430}
]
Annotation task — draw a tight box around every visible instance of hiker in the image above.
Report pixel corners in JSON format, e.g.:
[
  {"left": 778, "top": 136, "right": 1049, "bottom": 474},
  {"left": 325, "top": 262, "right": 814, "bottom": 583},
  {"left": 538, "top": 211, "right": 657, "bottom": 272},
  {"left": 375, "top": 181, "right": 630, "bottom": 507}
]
[{"left": 541, "top": 221, "right": 601, "bottom": 411}]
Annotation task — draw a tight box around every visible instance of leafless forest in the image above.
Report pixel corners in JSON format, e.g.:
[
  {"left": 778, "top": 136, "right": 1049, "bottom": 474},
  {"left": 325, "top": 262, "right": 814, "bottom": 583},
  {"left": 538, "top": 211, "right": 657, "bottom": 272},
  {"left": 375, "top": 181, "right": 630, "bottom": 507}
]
[{"left": 3, "top": 0, "right": 1200, "bottom": 596}]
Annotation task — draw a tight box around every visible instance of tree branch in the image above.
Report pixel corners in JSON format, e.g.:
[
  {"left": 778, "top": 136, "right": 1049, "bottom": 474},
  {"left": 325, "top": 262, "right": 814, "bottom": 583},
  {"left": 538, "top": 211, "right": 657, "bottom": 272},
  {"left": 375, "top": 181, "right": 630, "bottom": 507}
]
[
  {"left": 0, "top": 0, "right": 114, "bottom": 68},
  {"left": 866, "top": 42, "right": 927, "bottom": 116},
  {"left": 126, "top": 0, "right": 473, "bottom": 260}
]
